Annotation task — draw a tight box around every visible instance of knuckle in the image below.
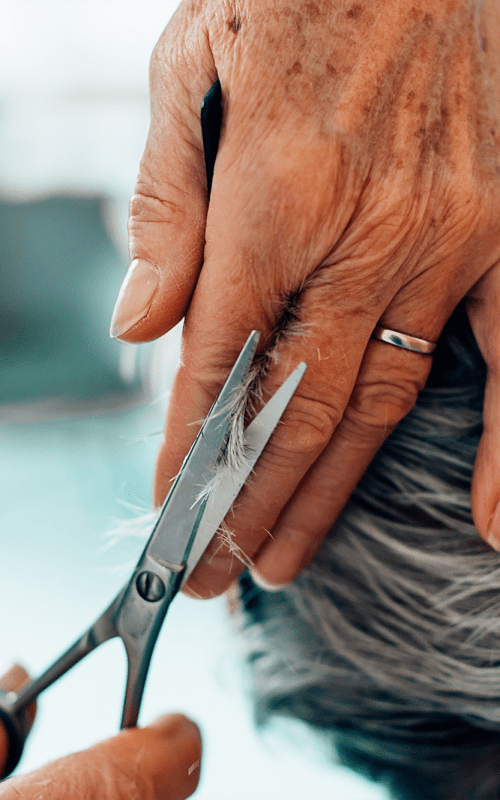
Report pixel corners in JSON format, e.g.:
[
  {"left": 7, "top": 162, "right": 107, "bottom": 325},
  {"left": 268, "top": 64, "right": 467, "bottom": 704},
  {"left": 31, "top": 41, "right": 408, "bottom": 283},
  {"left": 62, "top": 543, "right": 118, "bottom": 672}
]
[
  {"left": 438, "top": 184, "right": 484, "bottom": 237},
  {"left": 343, "top": 375, "right": 421, "bottom": 440},
  {"left": 129, "top": 190, "right": 178, "bottom": 227},
  {"left": 127, "top": 191, "right": 178, "bottom": 256},
  {"left": 182, "top": 356, "right": 244, "bottom": 410},
  {"left": 128, "top": 180, "right": 204, "bottom": 252},
  {"left": 425, "top": 170, "right": 499, "bottom": 255},
  {"left": 266, "top": 394, "right": 339, "bottom": 461}
]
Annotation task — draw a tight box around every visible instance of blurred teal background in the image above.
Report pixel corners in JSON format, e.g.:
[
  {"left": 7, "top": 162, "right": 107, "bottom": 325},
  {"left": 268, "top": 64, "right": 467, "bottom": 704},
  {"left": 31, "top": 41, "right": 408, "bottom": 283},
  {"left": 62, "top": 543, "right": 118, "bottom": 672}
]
[
  {"left": 0, "top": 3, "right": 388, "bottom": 798},
  {"left": 0, "top": 194, "right": 136, "bottom": 406}
]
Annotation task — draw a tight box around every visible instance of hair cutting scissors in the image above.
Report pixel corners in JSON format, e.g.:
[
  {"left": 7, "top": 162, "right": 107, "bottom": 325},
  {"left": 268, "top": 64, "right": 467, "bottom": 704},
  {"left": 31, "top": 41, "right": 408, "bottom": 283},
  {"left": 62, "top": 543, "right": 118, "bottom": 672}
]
[
  {"left": 0, "top": 81, "right": 306, "bottom": 778},
  {"left": 0, "top": 332, "right": 306, "bottom": 777}
]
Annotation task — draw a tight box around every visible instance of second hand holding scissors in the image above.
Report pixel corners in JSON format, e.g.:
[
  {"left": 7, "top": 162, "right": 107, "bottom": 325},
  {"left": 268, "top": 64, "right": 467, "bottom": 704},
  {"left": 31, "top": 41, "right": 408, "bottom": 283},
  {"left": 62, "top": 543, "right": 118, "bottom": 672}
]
[{"left": 0, "top": 332, "right": 306, "bottom": 777}]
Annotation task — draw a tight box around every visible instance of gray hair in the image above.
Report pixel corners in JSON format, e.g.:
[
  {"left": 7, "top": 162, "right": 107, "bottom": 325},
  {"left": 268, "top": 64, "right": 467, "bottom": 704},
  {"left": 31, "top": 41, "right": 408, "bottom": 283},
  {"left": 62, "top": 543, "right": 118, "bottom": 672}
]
[{"left": 234, "top": 304, "right": 500, "bottom": 800}]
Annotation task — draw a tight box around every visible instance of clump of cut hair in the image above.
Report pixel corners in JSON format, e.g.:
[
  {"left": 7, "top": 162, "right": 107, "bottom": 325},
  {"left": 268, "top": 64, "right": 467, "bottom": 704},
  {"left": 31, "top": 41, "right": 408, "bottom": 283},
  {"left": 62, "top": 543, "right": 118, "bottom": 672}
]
[
  {"left": 208, "top": 519, "right": 254, "bottom": 570},
  {"left": 199, "top": 304, "right": 307, "bottom": 494},
  {"left": 234, "top": 303, "right": 500, "bottom": 800}
]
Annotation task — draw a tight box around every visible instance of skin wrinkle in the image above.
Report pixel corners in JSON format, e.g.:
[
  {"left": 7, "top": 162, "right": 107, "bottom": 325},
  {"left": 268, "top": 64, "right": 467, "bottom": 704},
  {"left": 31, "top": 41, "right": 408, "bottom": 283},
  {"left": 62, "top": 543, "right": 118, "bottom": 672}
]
[
  {"left": 330, "top": 167, "right": 425, "bottom": 273},
  {"left": 131, "top": 189, "right": 190, "bottom": 219},
  {"left": 347, "top": 377, "right": 423, "bottom": 436},
  {"left": 3, "top": 786, "right": 28, "bottom": 799}
]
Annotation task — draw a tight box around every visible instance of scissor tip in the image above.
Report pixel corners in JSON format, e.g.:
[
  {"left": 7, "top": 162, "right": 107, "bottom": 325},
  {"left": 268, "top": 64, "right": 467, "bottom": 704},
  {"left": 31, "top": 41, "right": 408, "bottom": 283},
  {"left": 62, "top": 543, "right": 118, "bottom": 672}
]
[{"left": 248, "top": 330, "right": 261, "bottom": 344}]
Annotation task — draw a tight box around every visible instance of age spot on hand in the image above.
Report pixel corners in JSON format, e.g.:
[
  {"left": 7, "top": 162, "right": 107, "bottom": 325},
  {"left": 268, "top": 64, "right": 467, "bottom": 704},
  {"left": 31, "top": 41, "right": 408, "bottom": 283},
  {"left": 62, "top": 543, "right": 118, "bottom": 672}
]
[
  {"left": 227, "top": 15, "right": 241, "bottom": 33},
  {"left": 347, "top": 4, "right": 363, "bottom": 20},
  {"left": 286, "top": 61, "right": 303, "bottom": 76},
  {"left": 304, "top": 2, "right": 320, "bottom": 21}
]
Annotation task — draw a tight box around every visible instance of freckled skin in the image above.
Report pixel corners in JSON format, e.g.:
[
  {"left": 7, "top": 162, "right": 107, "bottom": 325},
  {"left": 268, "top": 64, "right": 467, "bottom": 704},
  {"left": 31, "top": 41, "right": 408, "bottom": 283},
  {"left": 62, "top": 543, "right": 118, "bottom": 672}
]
[
  {"left": 347, "top": 4, "right": 363, "bottom": 19},
  {"left": 227, "top": 15, "right": 240, "bottom": 32},
  {"left": 209, "top": 0, "right": 498, "bottom": 189},
  {"left": 125, "top": 0, "right": 500, "bottom": 595}
]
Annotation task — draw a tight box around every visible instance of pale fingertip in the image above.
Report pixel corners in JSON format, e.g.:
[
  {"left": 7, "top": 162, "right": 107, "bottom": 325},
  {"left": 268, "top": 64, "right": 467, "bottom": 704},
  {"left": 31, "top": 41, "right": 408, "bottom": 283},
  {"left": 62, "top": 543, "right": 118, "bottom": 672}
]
[
  {"left": 249, "top": 567, "right": 289, "bottom": 592},
  {"left": 110, "top": 258, "right": 159, "bottom": 339}
]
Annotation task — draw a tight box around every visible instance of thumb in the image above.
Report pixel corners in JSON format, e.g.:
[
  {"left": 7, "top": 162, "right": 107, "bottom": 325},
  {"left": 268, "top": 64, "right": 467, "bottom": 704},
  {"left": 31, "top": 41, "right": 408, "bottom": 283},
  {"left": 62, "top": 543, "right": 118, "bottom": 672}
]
[
  {"left": 467, "top": 261, "right": 500, "bottom": 549},
  {"left": 2, "top": 714, "right": 202, "bottom": 800},
  {"left": 110, "top": 4, "right": 217, "bottom": 342}
]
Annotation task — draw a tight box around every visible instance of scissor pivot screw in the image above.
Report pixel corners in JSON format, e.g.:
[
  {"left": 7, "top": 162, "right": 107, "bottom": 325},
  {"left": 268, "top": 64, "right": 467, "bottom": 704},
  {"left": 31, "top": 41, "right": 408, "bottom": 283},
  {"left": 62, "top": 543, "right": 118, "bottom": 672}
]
[{"left": 136, "top": 571, "right": 165, "bottom": 602}]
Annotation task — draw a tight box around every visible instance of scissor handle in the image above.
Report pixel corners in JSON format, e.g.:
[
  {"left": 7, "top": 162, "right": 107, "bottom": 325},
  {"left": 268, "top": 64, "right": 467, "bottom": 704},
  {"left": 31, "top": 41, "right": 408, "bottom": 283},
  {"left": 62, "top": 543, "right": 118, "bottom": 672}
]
[
  {"left": 0, "top": 591, "right": 123, "bottom": 781},
  {"left": 0, "top": 631, "right": 99, "bottom": 779},
  {"left": 0, "top": 690, "right": 31, "bottom": 778}
]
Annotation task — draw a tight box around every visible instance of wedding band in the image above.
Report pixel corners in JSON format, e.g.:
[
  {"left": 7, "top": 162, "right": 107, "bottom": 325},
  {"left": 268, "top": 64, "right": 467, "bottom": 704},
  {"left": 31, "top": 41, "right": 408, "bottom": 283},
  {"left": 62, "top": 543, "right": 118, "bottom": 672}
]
[{"left": 371, "top": 325, "right": 436, "bottom": 355}]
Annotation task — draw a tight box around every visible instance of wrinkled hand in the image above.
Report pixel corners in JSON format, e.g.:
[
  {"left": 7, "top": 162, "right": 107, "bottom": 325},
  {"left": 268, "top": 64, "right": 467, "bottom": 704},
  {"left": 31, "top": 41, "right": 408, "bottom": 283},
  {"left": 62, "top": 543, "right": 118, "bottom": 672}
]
[
  {"left": 111, "top": 0, "right": 500, "bottom": 594},
  {"left": 0, "top": 665, "right": 201, "bottom": 800}
]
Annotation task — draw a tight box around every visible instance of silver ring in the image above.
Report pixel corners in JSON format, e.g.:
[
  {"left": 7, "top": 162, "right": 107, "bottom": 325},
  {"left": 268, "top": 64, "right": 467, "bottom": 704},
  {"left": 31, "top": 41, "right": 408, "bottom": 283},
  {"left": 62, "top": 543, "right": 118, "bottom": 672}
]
[{"left": 371, "top": 325, "right": 436, "bottom": 355}]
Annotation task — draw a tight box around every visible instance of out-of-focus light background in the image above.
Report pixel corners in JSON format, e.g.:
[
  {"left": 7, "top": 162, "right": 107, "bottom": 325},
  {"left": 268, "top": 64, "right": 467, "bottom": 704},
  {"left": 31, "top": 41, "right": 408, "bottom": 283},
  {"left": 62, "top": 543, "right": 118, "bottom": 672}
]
[{"left": 0, "top": 2, "right": 388, "bottom": 798}]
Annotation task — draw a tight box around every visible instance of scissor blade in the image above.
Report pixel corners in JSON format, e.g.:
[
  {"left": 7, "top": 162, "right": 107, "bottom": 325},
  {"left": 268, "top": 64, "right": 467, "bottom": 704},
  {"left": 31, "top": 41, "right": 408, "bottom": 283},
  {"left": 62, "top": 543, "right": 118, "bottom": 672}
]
[
  {"left": 145, "top": 331, "right": 260, "bottom": 569},
  {"left": 182, "top": 361, "right": 307, "bottom": 584}
]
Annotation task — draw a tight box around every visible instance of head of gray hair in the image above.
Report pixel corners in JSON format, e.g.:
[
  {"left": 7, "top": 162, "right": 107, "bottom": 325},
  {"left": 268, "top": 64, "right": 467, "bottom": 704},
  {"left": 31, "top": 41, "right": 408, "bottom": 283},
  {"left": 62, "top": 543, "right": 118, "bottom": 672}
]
[{"left": 234, "top": 304, "right": 500, "bottom": 800}]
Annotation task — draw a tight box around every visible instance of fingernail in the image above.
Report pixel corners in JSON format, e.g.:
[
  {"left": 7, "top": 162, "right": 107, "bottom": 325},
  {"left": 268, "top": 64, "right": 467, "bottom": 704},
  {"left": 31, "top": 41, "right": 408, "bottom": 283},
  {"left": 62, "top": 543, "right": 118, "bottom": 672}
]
[
  {"left": 110, "top": 258, "right": 159, "bottom": 339},
  {"left": 487, "top": 501, "right": 500, "bottom": 551},
  {"left": 249, "top": 568, "right": 288, "bottom": 592}
]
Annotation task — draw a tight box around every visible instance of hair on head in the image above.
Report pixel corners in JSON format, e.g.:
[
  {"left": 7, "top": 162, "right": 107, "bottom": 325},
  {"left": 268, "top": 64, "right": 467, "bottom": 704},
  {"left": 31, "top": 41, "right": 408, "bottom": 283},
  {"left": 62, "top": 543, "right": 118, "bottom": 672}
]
[{"left": 235, "top": 303, "right": 500, "bottom": 800}]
